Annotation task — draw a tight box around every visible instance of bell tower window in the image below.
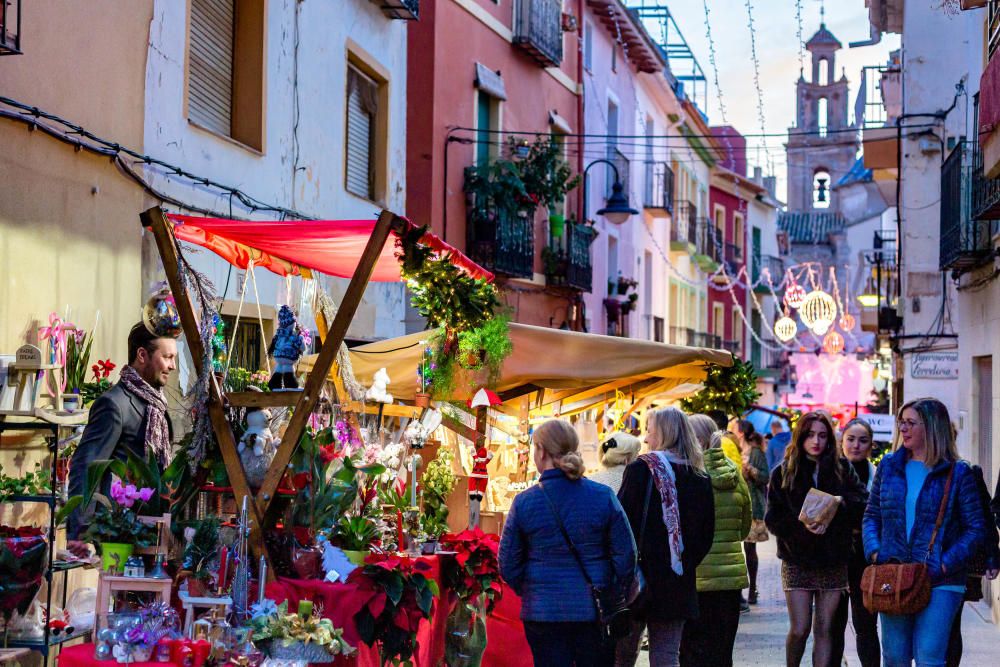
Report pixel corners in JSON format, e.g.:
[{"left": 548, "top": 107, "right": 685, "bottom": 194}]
[{"left": 813, "top": 170, "right": 831, "bottom": 209}]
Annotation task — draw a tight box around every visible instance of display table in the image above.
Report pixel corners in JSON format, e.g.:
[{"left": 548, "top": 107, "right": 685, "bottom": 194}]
[
  {"left": 57, "top": 644, "right": 178, "bottom": 667},
  {"left": 265, "top": 555, "right": 531, "bottom": 667}
]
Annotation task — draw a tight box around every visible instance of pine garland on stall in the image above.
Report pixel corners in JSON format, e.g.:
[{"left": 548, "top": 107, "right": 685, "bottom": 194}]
[{"left": 680, "top": 357, "right": 761, "bottom": 420}]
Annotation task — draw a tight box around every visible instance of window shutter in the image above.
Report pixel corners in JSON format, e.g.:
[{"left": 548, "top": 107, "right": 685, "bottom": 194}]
[
  {"left": 189, "top": 0, "right": 234, "bottom": 136},
  {"left": 346, "top": 67, "right": 377, "bottom": 200}
]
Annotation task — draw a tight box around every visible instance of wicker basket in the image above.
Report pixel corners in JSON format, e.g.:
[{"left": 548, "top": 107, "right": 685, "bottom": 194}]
[{"left": 260, "top": 640, "right": 337, "bottom": 663}]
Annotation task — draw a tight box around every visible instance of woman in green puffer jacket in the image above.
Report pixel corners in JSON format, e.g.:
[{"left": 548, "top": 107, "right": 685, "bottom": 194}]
[{"left": 679, "top": 414, "right": 752, "bottom": 667}]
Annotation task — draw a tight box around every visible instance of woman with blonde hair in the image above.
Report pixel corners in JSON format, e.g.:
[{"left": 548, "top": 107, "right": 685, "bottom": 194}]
[
  {"left": 863, "top": 398, "right": 986, "bottom": 666},
  {"left": 499, "top": 419, "right": 636, "bottom": 667},
  {"left": 678, "top": 416, "right": 751, "bottom": 667},
  {"left": 591, "top": 431, "right": 642, "bottom": 493},
  {"left": 616, "top": 408, "right": 715, "bottom": 666}
]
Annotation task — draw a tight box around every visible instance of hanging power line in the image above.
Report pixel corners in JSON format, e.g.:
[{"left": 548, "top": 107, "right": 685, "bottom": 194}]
[{"left": 743, "top": 0, "right": 774, "bottom": 175}]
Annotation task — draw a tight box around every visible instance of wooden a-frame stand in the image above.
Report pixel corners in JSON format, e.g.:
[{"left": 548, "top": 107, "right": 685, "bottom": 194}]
[{"left": 141, "top": 206, "right": 406, "bottom": 579}]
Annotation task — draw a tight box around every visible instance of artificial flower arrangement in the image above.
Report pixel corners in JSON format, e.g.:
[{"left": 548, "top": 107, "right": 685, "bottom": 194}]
[
  {"left": 249, "top": 600, "right": 353, "bottom": 663},
  {"left": 350, "top": 552, "right": 438, "bottom": 667},
  {"left": 178, "top": 517, "right": 222, "bottom": 597},
  {"left": 421, "top": 449, "right": 457, "bottom": 541}
]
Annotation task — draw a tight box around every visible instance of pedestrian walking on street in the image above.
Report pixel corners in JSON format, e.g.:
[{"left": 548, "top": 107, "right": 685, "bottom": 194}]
[
  {"left": 741, "top": 430, "right": 770, "bottom": 607},
  {"left": 863, "top": 398, "right": 987, "bottom": 667},
  {"left": 945, "top": 464, "right": 999, "bottom": 667},
  {"left": 765, "top": 411, "right": 868, "bottom": 667},
  {"left": 616, "top": 408, "right": 715, "bottom": 667},
  {"left": 678, "top": 416, "right": 751, "bottom": 667},
  {"left": 831, "top": 418, "right": 880, "bottom": 667},
  {"left": 767, "top": 420, "right": 793, "bottom": 473},
  {"left": 499, "top": 419, "right": 637, "bottom": 667},
  {"left": 590, "top": 431, "right": 642, "bottom": 494}
]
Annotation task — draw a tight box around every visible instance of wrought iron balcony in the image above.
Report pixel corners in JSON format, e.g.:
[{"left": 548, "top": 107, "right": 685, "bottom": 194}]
[
  {"left": 753, "top": 255, "right": 784, "bottom": 292},
  {"left": 544, "top": 223, "right": 594, "bottom": 292},
  {"left": 944, "top": 140, "right": 996, "bottom": 275},
  {"left": 514, "top": 0, "right": 563, "bottom": 67},
  {"left": 466, "top": 202, "right": 535, "bottom": 279},
  {"left": 693, "top": 332, "right": 722, "bottom": 349},
  {"left": 725, "top": 242, "right": 744, "bottom": 265},
  {"left": 695, "top": 219, "right": 722, "bottom": 265},
  {"left": 1, "top": 0, "right": 22, "bottom": 55},
  {"left": 369, "top": 0, "right": 419, "bottom": 20},
  {"left": 669, "top": 326, "right": 695, "bottom": 346},
  {"left": 643, "top": 161, "right": 674, "bottom": 213},
  {"left": 672, "top": 201, "right": 697, "bottom": 250},
  {"left": 721, "top": 339, "right": 741, "bottom": 354}
]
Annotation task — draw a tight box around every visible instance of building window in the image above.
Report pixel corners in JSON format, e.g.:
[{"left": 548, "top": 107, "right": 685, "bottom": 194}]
[
  {"left": 188, "top": 0, "right": 265, "bottom": 150},
  {"left": 714, "top": 206, "right": 726, "bottom": 247},
  {"left": 817, "top": 97, "right": 828, "bottom": 137},
  {"left": 813, "top": 169, "right": 831, "bottom": 209},
  {"left": 817, "top": 57, "right": 829, "bottom": 86},
  {"left": 713, "top": 303, "right": 724, "bottom": 340},
  {"left": 221, "top": 315, "right": 267, "bottom": 372},
  {"left": 733, "top": 212, "right": 745, "bottom": 257},
  {"left": 583, "top": 21, "right": 593, "bottom": 72},
  {"left": 732, "top": 306, "right": 743, "bottom": 351},
  {"left": 345, "top": 53, "right": 389, "bottom": 202},
  {"left": 653, "top": 316, "right": 665, "bottom": 343},
  {"left": 476, "top": 90, "right": 501, "bottom": 166}
]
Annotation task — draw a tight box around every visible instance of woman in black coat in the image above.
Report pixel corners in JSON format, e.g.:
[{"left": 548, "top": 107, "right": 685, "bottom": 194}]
[
  {"left": 765, "top": 411, "right": 868, "bottom": 667},
  {"left": 616, "top": 408, "right": 715, "bottom": 667}
]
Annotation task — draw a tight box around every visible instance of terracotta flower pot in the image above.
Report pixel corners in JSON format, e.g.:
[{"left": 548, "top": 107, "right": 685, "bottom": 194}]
[{"left": 414, "top": 392, "right": 431, "bottom": 408}]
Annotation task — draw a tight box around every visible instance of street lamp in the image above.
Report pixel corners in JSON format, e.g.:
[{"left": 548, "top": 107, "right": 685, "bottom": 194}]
[{"left": 583, "top": 158, "right": 638, "bottom": 225}]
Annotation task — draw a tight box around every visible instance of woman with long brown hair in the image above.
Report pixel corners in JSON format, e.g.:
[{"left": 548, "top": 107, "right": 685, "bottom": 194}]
[{"left": 765, "top": 412, "right": 868, "bottom": 667}]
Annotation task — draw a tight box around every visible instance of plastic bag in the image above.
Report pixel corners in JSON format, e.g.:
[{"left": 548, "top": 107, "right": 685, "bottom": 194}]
[{"left": 798, "top": 488, "right": 842, "bottom": 533}]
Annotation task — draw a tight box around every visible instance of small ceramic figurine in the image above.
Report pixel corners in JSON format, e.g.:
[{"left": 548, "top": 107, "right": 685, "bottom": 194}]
[
  {"left": 365, "top": 367, "right": 393, "bottom": 404},
  {"left": 267, "top": 306, "right": 305, "bottom": 391},
  {"left": 238, "top": 405, "right": 277, "bottom": 487}
]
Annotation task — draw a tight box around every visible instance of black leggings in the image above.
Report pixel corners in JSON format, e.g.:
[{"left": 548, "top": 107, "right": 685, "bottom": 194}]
[{"left": 744, "top": 542, "right": 759, "bottom": 593}]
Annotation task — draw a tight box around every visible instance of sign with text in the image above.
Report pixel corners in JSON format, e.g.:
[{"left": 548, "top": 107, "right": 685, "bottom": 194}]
[
  {"left": 858, "top": 413, "right": 895, "bottom": 441},
  {"left": 910, "top": 352, "right": 959, "bottom": 380}
]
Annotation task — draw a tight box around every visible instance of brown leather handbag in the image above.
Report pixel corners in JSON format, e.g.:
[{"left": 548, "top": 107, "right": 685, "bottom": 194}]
[{"left": 861, "top": 464, "right": 954, "bottom": 615}]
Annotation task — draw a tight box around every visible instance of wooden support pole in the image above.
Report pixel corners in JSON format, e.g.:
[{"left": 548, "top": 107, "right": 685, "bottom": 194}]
[
  {"left": 140, "top": 207, "right": 266, "bottom": 560},
  {"left": 257, "top": 210, "right": 401, "bottom": 515}
]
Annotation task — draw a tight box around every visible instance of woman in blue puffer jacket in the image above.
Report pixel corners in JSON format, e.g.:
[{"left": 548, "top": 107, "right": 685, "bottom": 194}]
[{"left": 863, "top": 397, "right": 986, "bottom": 667}]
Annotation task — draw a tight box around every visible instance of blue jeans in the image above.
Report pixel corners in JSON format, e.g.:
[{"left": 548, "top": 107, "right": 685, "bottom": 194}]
[{"left": 880, "top": 589, "right": 964, "bottom": 667}]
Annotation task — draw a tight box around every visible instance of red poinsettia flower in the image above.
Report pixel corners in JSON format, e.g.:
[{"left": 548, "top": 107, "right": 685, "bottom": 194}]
[
  {"left": 91, "top": 364, "right": 101, "bottom": 381},
  {"left": 97, "top": 359, "right": 116, "bottom": 378}
]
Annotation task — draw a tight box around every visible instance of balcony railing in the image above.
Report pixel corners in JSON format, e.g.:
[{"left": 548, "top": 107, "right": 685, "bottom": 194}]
[
  {"left": 693, "top": 332, "right": 722, "bottom": 349},
  {"left": 721, "top": 339, "right": 741, "bottom": 354},
  {"left": 514, "top": 0, "right": 563, "bottom": 67},
  {"left": 669, "top": 326, "right": 695, "bottom": 346},
  {"left": 990, "top": 0, "right": 1000, "bottom": 59},
  {"left": 369, "top": 0, "right": 419, "bottom": 20},
  {"left": 545, "top": 223, "right": 594, "bottom": 292},
  {"left": 673, "top": 201, "right": 697, "bottom": 248},
  {"left": 1, "top": 0, "right": 21, "bottom": 55},
  {"left": 606, "top": 148, "right": 630, "bottom": 200},
  {"left": 696, "top": 219, "right": 722, "bottom": 264},
  {"left": 944, "top": 140, "right": 996, "bottom": 274},
  {"left": 725, "top": 242, "right": 744, "bottom": 265},
  {"left": 466, "top": 202, "right": 535, "bottom": 279},
  {"left": 858, "top": 64, "right": 901, "bottom": 128},
  {"left": 643, "top": 162, "right": 674, "bottom": 212},
  {"left": 754, "top": 255, "right": 784, "bottom": 288}
]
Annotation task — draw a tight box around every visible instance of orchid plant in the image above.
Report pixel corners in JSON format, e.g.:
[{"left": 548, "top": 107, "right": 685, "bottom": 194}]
[{"left": 81, "top": 478, "right": 157, "bottom": 548}]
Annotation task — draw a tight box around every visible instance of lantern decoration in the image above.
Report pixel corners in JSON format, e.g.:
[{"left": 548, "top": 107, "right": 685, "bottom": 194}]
[
  {"left": 798, "top": 289, "right": 837, "bottom": 336},
  {"left": 784, "top": 283, "right": 807, "bottom": 310},
  {"left": 774, "top": 316, "right": 798, "bottom": 342},
  {"left": 838, "top": 313, "right": 856, "bottom": 331},
  {"left": 822, "top": 330, "right": 845, "bottom": 355}
]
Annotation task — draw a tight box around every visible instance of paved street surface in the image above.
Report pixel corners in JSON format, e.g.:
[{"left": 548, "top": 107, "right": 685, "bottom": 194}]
[{"left": 637, "top": 538, "right": 998, "bottom": 666}]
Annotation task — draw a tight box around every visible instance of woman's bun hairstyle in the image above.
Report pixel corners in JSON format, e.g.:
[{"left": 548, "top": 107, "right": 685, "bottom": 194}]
[{"left": 558, "top": 451, "right": 586, "bottom": 480}]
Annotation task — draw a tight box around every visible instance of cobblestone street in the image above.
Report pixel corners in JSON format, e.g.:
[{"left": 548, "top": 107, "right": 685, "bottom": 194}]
[{"left": 637, "top": 539, "right": 998, "bottom": 666}]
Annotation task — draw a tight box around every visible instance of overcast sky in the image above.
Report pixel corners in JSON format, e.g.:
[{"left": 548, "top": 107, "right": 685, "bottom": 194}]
[{"left": 646, "top": 0, "right": 901, "bottom": 200}]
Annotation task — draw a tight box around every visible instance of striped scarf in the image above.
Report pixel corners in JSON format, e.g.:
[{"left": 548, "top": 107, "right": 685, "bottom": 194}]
[{"left": 640, "top": 451, "right": 685, "bottom": 575}]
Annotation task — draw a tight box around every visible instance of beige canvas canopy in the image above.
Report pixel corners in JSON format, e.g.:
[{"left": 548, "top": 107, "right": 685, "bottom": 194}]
[{"left": 301, "top": 322, "right": 732, "bottom": 411}]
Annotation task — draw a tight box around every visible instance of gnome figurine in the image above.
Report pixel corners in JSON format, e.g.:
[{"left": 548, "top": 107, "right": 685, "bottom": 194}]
[{"left": 268, "top": 306, "right": 305, "bottom": 391}]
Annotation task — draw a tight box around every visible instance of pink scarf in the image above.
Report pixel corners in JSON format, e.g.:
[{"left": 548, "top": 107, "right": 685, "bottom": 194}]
[{"left": 640, "top": 451, "right": 685, "bottom": 575}]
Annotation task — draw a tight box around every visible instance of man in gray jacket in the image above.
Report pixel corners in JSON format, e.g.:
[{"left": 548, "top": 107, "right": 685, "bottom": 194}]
[{"left": 67, "top": 322, "right": 177, "bottom": 553}]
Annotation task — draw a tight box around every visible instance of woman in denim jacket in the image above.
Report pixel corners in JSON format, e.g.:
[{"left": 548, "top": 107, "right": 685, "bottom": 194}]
[
  {"left": 499, "top": 419, "right": 636, "bottom": 667},
  {"left": 863, "top": 398, "right": 986, "bottom": 667}
]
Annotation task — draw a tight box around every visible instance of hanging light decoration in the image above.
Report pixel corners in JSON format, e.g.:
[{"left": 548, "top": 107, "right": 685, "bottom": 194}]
[
  {"left": 839, "top": 312, "right": 856, "bottom": 331},
  {"left": 822, "top": 330, "right": 845, "bottom": 355},
  {"left": 784, "top": 283, "right": 807, "bottom": 310},
  {"left": 798, "top": 289, "right": 837, "bottom": 336},
  {"left": 774, "top": 315, "right": 798, "bottom": 342}
]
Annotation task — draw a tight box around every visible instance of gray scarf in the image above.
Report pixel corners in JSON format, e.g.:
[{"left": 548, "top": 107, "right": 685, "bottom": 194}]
[{"left": 118, "top": 365, "right": 170, "bottom": 464}]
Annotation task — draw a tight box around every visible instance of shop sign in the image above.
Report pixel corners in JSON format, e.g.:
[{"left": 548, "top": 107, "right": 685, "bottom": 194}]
[
  {"left": 858, "top": 413, "right": 895, "bottom": 441},
  {"left": 910, "top": 352, "right": 959, "bottom": 380}
]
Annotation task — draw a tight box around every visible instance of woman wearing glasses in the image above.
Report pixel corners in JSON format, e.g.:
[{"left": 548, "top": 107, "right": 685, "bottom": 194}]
[{"left": 863, "top": 398, "right": 987, "bottom": 666}]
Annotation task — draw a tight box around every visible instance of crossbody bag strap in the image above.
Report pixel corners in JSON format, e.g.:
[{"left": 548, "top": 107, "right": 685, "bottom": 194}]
[
  {"left": 925, "top": 464, "right": 955, "bottom": 560},
  {"left": 538, "top": 481, "right": 596, "bottom": 588}
]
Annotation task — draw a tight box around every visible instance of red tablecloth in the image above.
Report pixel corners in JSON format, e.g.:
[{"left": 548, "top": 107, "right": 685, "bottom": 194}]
[
  {"left": 265, "top": 556, "right": 531, "bottom": 667},
  {"left": 58, "top": 643, "right": 179, "bottom": 667}
]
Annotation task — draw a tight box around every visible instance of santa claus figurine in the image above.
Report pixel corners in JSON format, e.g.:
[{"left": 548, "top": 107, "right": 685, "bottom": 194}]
[{"left": 468, "top": 443, "right": 493, "bottom": 528}]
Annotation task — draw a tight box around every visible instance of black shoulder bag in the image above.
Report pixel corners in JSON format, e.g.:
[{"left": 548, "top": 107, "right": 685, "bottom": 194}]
[{"left": 537, "top": 481, "right": 649, "bottom": 641}]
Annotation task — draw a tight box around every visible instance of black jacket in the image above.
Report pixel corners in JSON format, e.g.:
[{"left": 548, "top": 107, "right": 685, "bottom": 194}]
[
  {"left": 765, "top": 456, "right": 868, "bottom": 569},
  {"left": 617, "top": 458, "right": 715, "bottom": 621},
  {"left": 67, "top": 383, "right": 162, "bottom": 538}
]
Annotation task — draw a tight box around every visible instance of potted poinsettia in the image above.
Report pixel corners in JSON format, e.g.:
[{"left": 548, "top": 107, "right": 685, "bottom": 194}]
[
  {"left": 439, "top": 528, "right": 503, "bottom": 667},
  {"left": 350, "top": 553, "right": 438, "bottom": 666},
  {"left": 82, "top": 478, "right": 157, "bottom": 572}
]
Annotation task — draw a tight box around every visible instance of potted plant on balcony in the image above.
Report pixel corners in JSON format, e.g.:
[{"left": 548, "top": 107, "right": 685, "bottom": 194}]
[
  {"left": 542, "top": 247, "right": 567, "bottom": 286},
  {"left": 513, "top": 137, "right": 580, "bottom": 213},
  {"left": 617, "top": 276, "right": 639, "bottom": 296}
]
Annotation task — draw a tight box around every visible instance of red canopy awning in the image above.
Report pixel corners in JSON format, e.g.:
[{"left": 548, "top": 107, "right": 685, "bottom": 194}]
[{"left": 165, "top": 214, "right": 493, "bottom": 282}]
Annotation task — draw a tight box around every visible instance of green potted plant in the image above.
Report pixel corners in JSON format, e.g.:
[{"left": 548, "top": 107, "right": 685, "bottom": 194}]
[
  {"left": 335, "top": 516, "right": 378, "bottom": 566},
  {"left": 179, "top": 517, "right": 221, "bottom": 597},
  {"left": 80, "top": 478, "right": 157, "bottom": 572},
  {"left": 421, "top": 449, "right": 457, "bottom": 547}
]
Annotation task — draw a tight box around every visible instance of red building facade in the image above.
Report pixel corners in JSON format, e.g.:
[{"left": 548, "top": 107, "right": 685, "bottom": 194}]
[{"left": 406, "top": 0, "right": 586, "bottom": 328}]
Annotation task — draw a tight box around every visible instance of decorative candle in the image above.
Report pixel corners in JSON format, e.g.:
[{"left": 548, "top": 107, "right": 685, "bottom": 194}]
[
  {"left": 297, "top": 600, "right": 313, "bottom": 619},
  {"left": 257, "top": 556, "right": 268, "bottom": 605}
]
